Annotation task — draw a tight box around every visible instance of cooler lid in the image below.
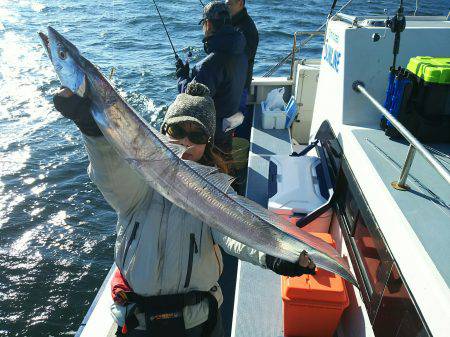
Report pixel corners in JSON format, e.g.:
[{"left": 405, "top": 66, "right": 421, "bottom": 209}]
[
  {"left": 406, "top": 56, "right": 450, "bottom": 84},
  {"left": 281, "top": 233, "right": 349, "bottom": 305},
  {"left": 268, "top": 155, "right": 327, "bottom": 215}
]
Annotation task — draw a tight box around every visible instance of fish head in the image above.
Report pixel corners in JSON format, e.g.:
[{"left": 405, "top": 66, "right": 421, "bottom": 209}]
[{"left": 38, "top": 26, "right": 87, "bottom": 97}]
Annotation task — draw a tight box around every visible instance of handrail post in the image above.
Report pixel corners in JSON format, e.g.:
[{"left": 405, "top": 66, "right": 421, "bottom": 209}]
[{"left": 392, "top": 145, "right": 416, "bottom": 190}]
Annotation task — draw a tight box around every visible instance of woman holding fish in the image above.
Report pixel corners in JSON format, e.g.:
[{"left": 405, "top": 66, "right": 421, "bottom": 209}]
[{"left": 53, "top": 82, "right": 316, "bottom": 337}]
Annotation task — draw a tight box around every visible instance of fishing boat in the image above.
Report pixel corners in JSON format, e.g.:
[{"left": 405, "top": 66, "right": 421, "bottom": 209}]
[{"left": 74, "top": 6, "right": 450, "bottom": 337}]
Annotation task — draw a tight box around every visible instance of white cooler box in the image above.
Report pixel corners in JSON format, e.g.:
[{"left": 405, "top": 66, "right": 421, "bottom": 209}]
[{"left": 268, "top": 155, "right": 332, "bottom": 233}]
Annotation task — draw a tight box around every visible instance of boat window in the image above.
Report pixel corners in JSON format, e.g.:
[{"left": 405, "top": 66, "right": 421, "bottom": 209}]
[{"left": 373, "top": 263, "right": 430, "bottom": 337}]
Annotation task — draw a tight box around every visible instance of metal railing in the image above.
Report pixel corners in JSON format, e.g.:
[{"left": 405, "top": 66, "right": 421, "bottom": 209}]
[
  {"left": 263, "top": 0, "right": 355, "bottom": 77},
  {"left": 289, "top": 31, "right": 325, "bottom": 79},
  {"left": 263, "top": 30, "right": 325, "bottom": 78},
  {"left": 352, "top": 81, "right": 450, "bottom": 189}
]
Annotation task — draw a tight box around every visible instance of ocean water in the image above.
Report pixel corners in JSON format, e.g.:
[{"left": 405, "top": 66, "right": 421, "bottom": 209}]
[{"left": 0, "top": 1, "right": 448, "bottom": 336}]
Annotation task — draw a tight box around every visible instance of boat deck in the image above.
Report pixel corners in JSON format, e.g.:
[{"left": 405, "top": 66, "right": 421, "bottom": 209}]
[
  {"left": 353, "top": 128, "right": 450, "bottom": 286},
  {"left": 232, "top": 105, "right": 374, "bottom": 337},
  {"left": 233, "top": 104, "right": 450, "bottom": 336},
  {"left": 231, "top": 104, "right": 292, "bottom": 337}
]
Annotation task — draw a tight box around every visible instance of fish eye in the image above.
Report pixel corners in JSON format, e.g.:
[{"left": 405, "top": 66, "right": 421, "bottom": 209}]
[{"left": 57, "top": 47, "right": 67, "bottom": 60}]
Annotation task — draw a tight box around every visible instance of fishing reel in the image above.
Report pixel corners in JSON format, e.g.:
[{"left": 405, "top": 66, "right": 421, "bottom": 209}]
[
  {"left": 372, "top": 1, "right": 406, "bottom": 70},
  {"left": 386, "top": 6, "right": 406, "bottom": 35},
  {"left": 372, "top": 5, "right": 405, "bottom": 43}
]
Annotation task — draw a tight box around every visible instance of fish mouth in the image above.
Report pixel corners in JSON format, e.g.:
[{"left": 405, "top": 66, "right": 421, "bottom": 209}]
[
  {"left": 38, "top": 31, "right": 51, "bottom": 59},
  {"left": 39, "top": 26, "right": 80, "bottom": 62}
]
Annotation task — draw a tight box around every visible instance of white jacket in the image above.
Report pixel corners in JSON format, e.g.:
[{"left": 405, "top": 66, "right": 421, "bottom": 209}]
[{"left": 83, "top": 136, "right": 267, "bottom": 329}]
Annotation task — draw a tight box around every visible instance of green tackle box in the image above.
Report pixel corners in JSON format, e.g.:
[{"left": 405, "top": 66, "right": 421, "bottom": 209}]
[
  {"left": 406, "top": 56, "right": 450, "bottom": 84},
  {"left": 392, "top": 56, "right": 450, "bottom": 142}
]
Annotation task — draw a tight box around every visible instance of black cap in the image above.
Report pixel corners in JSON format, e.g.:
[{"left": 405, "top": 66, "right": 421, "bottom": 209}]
[{"left": 199, "top": 1, "right": 231, "bottom": 25}]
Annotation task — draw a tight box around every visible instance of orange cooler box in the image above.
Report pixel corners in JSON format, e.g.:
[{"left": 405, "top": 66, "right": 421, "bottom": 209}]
[{"left": 281, "top": 233, "right": 349, "bottom": 337}]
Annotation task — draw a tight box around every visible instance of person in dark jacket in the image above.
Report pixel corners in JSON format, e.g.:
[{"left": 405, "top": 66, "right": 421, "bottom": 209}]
[
  {"left": 176, "top": 1, "right": 248, "bottom": 155},
  {"left": 226, "top": 0, "right": 259, "bottom": 140}
]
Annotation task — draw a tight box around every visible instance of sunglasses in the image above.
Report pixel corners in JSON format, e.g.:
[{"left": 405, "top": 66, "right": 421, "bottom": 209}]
[{"left": 164, "top": 124, "right": 210, "bottom": 145}]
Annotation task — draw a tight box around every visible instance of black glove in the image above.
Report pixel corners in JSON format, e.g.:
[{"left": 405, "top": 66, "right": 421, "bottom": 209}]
[
  {"left": 266, "top": 253, "right": 316, "bottom": 277},
  {"left": 53, "top": 90, "right": 102, "bottom": 137},
  {"left": 175, "top": 58, "right": 190, "bottom": 79}
]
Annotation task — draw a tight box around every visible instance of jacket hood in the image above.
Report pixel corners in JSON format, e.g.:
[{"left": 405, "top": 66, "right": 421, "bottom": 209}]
[{"left": 203, "top": 25, "right": 246, "bottom": 55}]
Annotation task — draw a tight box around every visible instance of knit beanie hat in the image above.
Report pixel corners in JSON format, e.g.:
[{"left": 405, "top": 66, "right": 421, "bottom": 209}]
[{"left": 163, "top": 82, "right": 216, "bottom": 140}]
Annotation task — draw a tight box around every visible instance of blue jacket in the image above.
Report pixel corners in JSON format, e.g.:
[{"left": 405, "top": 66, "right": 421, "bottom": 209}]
[{"left": 178, "top": 25, "right": 248, "bottom": 142}]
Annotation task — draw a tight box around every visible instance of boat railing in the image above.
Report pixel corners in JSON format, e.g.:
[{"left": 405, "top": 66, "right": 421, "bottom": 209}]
[
  {"left": 289, "top": 31, "right": 325, "bottom": 79},
  {"left": 352, "top": 81, "right": 450, "bottom": 189},
  {"left": 262, "top": 30, "right": 325, "bottom": 78},
  {"left": 263, "top": 0, "right": 355, "bottom": 77}
]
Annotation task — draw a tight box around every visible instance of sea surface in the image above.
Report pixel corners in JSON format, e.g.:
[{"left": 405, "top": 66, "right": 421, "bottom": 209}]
[{"left": 0, "top": 0, "right": 448, "bottom": 336}]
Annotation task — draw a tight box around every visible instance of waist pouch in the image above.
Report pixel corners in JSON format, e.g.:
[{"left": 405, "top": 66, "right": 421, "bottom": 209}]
[{"left": 121, "top": 290, "right": 218, "bottom": 337}]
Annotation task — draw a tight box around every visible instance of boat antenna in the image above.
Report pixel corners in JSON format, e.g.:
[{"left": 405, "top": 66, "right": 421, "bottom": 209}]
[
  {"left": 387, "top": 0, "right": 406, "bottom": 70},
  {"left": 199, "top": 0, "right": 205, "bottom": 7},
  {"left": 151, "top": 0, "right": 179, "bottom": 60}
]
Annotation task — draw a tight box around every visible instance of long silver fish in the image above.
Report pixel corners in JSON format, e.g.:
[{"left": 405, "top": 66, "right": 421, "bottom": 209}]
[{"left": 39, "top": 26, "right": 357, "bottom": 286}]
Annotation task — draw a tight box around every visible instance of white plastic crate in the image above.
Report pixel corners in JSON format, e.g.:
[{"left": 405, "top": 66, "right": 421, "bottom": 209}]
[{"left": 261, "top": 101, "right": 286, "bottom": 129}]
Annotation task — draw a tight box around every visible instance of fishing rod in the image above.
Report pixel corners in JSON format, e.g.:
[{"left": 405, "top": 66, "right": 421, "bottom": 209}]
[
  {"left": 327, "top": 0, "right": 338, "bottom": 19},
  {"left": 387, "top": 0, "right": 405, "bottom": 70},
  {"left": 151, "top": 0, "right": 179, "bottom": 60},
  {"left": 199, "top": 0, "right": 205, "bottom": 7}
]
